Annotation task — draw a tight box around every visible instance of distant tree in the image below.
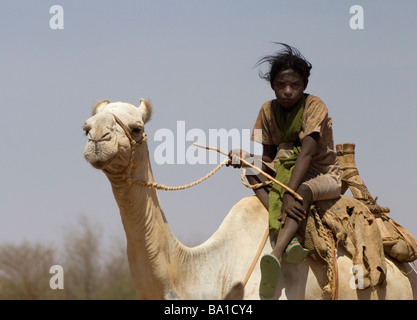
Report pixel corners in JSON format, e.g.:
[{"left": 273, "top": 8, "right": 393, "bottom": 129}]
[
  {"left": 93, "top": 237, "right": 137, "bottom": 300},
  {"left": 62, "top": 214, "right": 102, "bottom": 299},
  {"left": 0, "top": 242, "right": 60, "bottom": 299},
  {"left": 61, "top": 214, "right": 136, "bottom": 299},
  {"left": 0, "top": 214, "right": 137, "bottom": 300}
]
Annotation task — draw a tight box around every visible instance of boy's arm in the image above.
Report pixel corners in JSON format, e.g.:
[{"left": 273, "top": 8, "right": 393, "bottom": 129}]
[{"left": 262, "top": 144, "right": 277, "bottom": 163}]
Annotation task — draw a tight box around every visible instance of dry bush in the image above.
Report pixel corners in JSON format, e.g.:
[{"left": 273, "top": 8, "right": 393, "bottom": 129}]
[
  {"left": 0, "top": 215, "right": 136, "bottom": 300},
  {"left": 0, "top": 242, "right": 63, "bottom": 299}
]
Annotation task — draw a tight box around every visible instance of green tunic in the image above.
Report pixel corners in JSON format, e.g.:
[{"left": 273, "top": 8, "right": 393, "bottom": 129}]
[{"left": 268, "top": 94, "right": 306, "bottom": 232}]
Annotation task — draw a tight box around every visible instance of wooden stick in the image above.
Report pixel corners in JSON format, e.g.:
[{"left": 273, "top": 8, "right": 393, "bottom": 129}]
[{"left": 193, "top": 143, "right": 303, "bottom": 201}]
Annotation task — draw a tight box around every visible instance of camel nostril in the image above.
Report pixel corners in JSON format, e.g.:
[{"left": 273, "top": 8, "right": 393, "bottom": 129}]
[
  {"left": 101, "top": 131, "right": 111, "bottom": 141},
  {"left": 88, "top": 130, "right": 112, "bottom": 143}
]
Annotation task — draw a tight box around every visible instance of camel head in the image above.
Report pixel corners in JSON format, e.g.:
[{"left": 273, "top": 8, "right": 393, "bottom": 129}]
[{"left": 83, "top": 99, "right": 152, "bottom": 173}]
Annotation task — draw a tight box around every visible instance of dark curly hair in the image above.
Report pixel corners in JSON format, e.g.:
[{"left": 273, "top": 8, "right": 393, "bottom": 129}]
[{"left": 257, "top": 43, "right": 312, "bottom": 89}]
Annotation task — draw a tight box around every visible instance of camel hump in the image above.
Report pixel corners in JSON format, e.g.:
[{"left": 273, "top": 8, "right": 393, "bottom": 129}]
[{"left": 229, "top": 196, "right": 269, "bottom": 227}]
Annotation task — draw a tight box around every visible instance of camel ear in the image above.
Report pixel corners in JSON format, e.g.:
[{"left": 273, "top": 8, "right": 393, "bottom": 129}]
[
  {"left": 92, "top": 100, "right": 110, "bottom": 115},
  {"left": 138, "top": 98, "right": 152, "bottom": 123}
]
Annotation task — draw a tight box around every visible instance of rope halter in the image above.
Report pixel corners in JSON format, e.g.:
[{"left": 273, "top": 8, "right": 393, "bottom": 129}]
[{"left": 111, "top": 113, "right": 147, "bottom": 185}]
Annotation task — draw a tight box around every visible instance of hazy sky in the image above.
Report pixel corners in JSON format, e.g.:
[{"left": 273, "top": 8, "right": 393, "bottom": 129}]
[{"left": 1, "top": 1, "right": 416, "bottom": 249}]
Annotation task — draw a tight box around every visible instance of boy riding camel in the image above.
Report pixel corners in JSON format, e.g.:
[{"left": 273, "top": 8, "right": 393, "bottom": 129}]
[{"left": 228, "top": 43, "right": 341, "bottom": 298}]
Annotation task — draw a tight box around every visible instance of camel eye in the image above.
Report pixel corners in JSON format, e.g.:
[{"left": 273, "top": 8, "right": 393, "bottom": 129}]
[{"left": 131, "top": 126, "right": 142, "bottom": 135}]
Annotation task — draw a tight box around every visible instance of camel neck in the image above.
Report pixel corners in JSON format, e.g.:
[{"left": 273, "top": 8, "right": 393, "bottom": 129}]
[{"left": 106, "top": 144, "right": 180, "bottom": 299}]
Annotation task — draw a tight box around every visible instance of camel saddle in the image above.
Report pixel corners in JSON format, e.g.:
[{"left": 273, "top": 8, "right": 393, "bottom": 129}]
[{"left": 298, "top": 143, "right": 417, "bottom": 290}]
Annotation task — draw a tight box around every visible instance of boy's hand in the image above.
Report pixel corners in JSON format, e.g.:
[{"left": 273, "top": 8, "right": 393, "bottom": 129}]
[
  {"left": 279, "top": 193, "right": 306, "bottom": 225},
  {"left": 227, "top": 149, "right": 248, "bottom": 168}
]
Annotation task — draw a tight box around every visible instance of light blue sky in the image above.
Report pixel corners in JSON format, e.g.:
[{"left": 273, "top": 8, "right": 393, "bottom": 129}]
[{"left": 1, "top": 1, "right": 416, "bottom": 248}]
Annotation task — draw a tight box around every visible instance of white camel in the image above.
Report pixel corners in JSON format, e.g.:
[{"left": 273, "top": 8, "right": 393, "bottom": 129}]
[{"left": 83, "top": 99, "right": 417, "bottom": 300}]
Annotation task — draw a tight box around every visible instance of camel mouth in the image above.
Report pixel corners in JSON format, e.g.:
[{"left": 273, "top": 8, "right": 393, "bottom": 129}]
[
  {"left": 88, "top": 158, "right": 111, "bottom": 170},
  {"left": 84, "top": 153, "right": 115, "bottom": 170},
  {"left": 83, "top": 141, "right": 119, "bottom": 170}
]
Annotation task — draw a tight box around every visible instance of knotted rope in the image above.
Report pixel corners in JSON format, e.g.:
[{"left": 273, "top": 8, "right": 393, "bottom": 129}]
[
  {"left": 122, "top": 136, "right": 303, "bottom": 201},
  {"left": 113, "top": 113, "right": 229, "bottom": 191},
  {"left": 132, "top": 159, "right": 228, "bottom": 191},
  {"left": 312, "top": 207, "right": 338, "bottom": 300}
]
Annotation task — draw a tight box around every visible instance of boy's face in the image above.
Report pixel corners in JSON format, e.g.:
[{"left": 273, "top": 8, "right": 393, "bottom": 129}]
[{"left": 273, "top": 69, "right": 306, "bottom": 109}]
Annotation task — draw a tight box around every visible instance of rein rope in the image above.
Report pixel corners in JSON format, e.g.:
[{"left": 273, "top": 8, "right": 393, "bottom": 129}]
[
  {"left": 113, "top": 113, "right": 229, "bottom": 190},
  {"left": 135, "top": 160, "right": 229, "bottom": 191}
]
